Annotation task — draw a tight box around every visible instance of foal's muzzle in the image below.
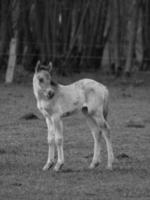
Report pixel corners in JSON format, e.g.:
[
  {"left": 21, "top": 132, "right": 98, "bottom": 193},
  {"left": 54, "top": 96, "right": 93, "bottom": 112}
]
[{"left": 47, "top": 90, "right": 55, "bottom": 99}]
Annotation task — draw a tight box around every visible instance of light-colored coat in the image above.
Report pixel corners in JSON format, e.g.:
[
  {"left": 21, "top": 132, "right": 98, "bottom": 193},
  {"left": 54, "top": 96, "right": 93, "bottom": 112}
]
[{"left": 33, "top": 61, "right": 114, "bottom": 171}]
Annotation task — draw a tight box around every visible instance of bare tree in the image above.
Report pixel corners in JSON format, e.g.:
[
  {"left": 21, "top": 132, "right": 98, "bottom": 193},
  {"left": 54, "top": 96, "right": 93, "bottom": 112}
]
[
  {"left": 0, "top": 0, "right": 11, "bottom": 68},
  {"left": 5, "top": 0, "right": 20, "bottom": 83},
  {"left": 124, "top": 0, "right": 140, "bottom": 76}
]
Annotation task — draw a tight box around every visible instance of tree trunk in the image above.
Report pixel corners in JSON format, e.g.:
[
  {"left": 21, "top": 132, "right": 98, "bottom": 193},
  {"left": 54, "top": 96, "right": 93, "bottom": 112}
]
[
  {"left": 64, "top": 1, "right": 90, "bottom": 65},
  {"left": 142, "top": 0, "right": 150, "bottom": 70},
  {"left": 5, "top": 36, "right": 18, "bottom": 83},
  {"left": 5, "top": 0, "right": 20, "bottom": 83},
  {"left": 0, "top": 0, "right": 11, "bottom": 67},
  {"left": 124, "top": 0, "right": 140, "bottom": 76},
  {"left": 109, "top": 0, "right": 121, "bottom": 75},
  {"left": 21, "top": 1, "right": 35, "bottom": 70}
]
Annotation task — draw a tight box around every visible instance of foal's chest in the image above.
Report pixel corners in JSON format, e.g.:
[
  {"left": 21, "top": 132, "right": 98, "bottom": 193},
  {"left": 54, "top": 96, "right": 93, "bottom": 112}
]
[{"left": 37, "top": 100, "right": 55, "bottom": 117}]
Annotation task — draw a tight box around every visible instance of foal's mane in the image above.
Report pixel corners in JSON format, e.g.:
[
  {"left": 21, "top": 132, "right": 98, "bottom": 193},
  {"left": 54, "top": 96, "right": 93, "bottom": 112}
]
[
  {"left": 51, "top": 79, "right": 58, "bottom": 88},
  {"left": 38, "top": 65, "right": 50, "bottom": 72}
]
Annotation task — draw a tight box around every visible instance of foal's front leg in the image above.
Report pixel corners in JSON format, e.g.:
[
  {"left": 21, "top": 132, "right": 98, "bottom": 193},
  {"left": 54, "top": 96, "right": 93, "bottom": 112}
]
[
  {"left": 43, "top": 117, "right": 55, "bottom": 171},
  {"left": 53, "top": 116, "right": 64, "bottom": 171}
]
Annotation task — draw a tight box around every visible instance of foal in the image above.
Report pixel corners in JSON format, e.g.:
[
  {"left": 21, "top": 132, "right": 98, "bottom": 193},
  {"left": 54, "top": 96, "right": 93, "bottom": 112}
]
[{"left": 33, "top": 61, "right": 114, "bottom": 171}]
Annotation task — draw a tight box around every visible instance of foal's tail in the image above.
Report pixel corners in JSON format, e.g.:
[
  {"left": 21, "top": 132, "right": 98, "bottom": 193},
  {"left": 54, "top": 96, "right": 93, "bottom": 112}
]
[{"left": 103, "top": 88, "right": 109, "bottom": 120}]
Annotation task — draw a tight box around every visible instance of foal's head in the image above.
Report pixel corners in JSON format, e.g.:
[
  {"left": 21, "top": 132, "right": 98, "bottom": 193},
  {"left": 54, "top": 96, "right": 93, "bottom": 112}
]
[{"left": 33, "top": 61, "right": 58, "bottom": 99}]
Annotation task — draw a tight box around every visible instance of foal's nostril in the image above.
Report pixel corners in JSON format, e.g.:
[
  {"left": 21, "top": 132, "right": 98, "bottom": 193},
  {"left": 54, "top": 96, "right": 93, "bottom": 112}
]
[
  {"left": 39, "top": 77, "right": 44, "bottom": 83},
  {"left": 47, "top": 90, "right": 54, "bottom": 99}
]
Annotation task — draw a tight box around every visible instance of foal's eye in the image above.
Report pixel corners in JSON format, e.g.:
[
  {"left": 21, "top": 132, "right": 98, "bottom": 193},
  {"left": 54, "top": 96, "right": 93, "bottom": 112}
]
[{"left": 39, "top": 78, "right": 44, "bottom": 83}]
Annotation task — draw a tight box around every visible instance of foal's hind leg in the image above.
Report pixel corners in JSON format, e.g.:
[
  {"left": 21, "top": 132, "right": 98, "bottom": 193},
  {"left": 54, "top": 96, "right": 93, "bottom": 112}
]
[
  {"left": 86, "top": 116, "right": 102, "bottom": 169},
  {"left": 101, "top": 121, "right": 114, "bottom": 170}
]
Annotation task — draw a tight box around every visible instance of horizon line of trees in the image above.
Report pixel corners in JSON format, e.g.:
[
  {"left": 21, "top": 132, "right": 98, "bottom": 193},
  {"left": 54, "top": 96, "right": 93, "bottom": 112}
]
[{"left": 0, "top": 0, "right": 150, "bottom": 82}]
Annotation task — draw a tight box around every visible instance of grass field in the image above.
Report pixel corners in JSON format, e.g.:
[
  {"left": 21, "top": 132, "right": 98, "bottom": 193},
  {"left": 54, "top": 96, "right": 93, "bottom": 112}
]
[{"left": 0, "top": 75, "right": 150, "bottom": 200}]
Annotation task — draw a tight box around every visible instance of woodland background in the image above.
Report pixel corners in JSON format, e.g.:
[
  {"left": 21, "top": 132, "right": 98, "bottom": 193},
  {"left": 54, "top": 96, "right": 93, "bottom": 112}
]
[{"left": 0, "top": 0, "right": 150, "bottom": 82}]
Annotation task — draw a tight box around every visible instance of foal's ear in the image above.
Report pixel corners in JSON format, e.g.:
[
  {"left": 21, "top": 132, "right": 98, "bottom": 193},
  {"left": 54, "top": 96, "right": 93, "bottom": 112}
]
[
  {"left": 35, "top": 60, "right": 41, "bottom": 73},
  {"left": 48, "top": 62, "right": 53, "bottom": 73}
]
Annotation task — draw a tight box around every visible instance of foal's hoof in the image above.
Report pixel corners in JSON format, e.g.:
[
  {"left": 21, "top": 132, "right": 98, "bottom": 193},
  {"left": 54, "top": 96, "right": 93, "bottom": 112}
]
[
  {"left": 89, "top": 162, "right": 100, "bottom": 169},
  {"left": 43, "top": 162, "right": 54, "bottom": 171},
  {"left": 54, "top": 162, "right": 64, "bottom": 172}
]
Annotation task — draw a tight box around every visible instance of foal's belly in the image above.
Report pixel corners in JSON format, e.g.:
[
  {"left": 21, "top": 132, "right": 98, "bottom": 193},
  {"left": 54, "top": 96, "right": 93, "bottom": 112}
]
[{"left": 60, "top": 93, "right": 84, "bottom": 113}]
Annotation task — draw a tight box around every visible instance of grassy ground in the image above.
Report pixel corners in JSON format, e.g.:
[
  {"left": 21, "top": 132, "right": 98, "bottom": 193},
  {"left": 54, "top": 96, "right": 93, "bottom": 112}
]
[{"left": 0, "top": 75, "right": 150, "bottom": 200}]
